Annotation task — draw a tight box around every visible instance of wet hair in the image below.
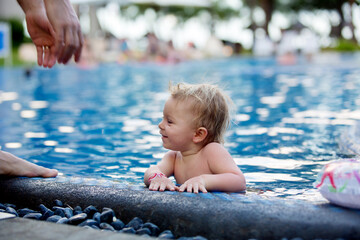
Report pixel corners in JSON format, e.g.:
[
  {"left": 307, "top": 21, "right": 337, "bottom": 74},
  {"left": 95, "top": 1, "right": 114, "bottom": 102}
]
[{"left": 169, "top": 82, "right": 231, "bottom": 145}]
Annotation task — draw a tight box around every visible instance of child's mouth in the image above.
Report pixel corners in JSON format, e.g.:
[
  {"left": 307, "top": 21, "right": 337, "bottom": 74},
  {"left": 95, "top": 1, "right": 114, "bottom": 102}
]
[{"left": 160, "top": 131, "right": 168, "bottom": 138}]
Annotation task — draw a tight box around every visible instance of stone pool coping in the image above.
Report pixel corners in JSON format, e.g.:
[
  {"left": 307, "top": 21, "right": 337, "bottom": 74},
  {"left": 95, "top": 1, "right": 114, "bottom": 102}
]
[
  {"left": 339, "top": 121, "right": 360, "bottom": 156},
  {"left": 1, "top": 176, "right": 360, "bottom": 239}
]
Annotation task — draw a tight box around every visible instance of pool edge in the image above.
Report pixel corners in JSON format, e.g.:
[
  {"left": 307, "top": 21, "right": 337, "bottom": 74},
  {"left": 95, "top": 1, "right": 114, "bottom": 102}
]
[{"left": 1, "top": 177, "right": 360, "bottom": 239}]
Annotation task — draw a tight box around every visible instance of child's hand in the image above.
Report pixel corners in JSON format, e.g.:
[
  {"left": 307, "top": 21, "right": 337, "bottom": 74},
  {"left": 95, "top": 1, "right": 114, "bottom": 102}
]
[
  {"left": 148, "top": 173, "right": 178, "bottom": 192},
  {"left": 179, "top": 176, "right": 207, "bottom": 193}
]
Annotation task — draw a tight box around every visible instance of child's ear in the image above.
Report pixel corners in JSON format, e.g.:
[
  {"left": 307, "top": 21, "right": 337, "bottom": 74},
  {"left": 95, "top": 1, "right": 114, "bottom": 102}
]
[{"left": 193, "top": 127, "right": 208, "bottom": 143}]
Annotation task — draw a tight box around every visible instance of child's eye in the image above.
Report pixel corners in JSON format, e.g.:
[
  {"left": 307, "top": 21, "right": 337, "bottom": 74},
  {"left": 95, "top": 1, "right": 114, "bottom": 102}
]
[{"left": 167, "top": 119, "right": 173, "bottom": 124}]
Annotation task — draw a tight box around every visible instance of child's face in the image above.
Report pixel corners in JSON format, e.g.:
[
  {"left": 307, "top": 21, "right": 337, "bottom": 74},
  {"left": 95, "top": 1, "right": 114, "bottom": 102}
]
[{"left": 158, "top": 97, "right": 196, "bottom": 152}]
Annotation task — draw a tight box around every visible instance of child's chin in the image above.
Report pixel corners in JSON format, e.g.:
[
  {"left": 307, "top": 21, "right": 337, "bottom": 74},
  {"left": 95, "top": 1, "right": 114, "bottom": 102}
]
[{"left": 162, "top": 144, "right": 172, "bottom": 150}]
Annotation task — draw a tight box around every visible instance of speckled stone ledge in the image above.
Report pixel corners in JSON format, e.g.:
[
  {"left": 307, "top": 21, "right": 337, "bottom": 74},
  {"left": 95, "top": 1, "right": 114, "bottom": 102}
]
[
  {"left": 339, "top": 121, "right": 360, "bottom": 156},
  {"left": 1, "top": 176, "right": 360, "bottom": 239}
]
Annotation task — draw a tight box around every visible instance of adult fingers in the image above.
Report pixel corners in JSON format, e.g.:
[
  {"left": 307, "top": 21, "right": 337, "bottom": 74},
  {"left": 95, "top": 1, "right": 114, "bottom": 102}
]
[
  {"left": 54, "top": 28, "right": 65, "bottom": 62},
  {"left": 48, "top": 47, "right": 57, "bottom": 68},
  {"left": 60, "top": 27, "right": 77, "bottom": 64},
  {"left": 74, "top": 29, "right": 83, "bottom": 63},
  {"left": 43, "top": 46, "right": 51, "bottom": 68},
  {"left": 36, "top": 46, "right": 43, "bottom": 67},
  {"left": 47, "top": 27, "right": 57, "bottom": 68}
]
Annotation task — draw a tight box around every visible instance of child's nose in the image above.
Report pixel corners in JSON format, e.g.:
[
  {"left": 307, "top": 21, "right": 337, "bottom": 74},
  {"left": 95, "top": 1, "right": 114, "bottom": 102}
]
[{"left": 158, "top": 120, "right": 164, "bottom": 130}]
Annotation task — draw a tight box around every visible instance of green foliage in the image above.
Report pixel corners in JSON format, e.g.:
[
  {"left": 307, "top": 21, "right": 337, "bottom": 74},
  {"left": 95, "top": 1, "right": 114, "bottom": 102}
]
[
  {"left": 0, "top": 18, "right": 25, "bottom": 48},
  {"left": 0, "top": 47, "right": 30, "bottom": 67},
  {"left": 333, "top": 39, "right": 360, "bottom": 52}
]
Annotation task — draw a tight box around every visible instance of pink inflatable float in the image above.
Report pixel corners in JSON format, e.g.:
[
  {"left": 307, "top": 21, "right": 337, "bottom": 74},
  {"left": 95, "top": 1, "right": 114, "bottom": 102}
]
[{"left": 314, "top": 158, "right": 360, "bottom": 209}]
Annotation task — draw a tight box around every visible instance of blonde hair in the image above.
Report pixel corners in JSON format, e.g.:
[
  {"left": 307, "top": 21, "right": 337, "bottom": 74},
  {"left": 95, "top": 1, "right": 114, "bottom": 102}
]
[{"left": 169, "top": 82, "right": 231, "bottom": 145}]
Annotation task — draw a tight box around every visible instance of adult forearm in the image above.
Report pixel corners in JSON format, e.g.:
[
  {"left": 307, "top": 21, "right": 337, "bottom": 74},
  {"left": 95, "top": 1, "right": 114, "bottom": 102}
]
[
  {"left": 203, "top": 173, "right": 246, "bottom": 192},
  {"left": 43, "top": 0, "right": 78, "bottom": 20},
  {"left": 17, "top": 0, "right": 45, "bottom": 14}
]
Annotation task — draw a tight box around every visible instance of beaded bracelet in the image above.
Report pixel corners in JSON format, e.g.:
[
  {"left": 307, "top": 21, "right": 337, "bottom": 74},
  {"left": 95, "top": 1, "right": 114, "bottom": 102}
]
[{"left": 148, "top": 172, "right": 166, "bottom": 183}]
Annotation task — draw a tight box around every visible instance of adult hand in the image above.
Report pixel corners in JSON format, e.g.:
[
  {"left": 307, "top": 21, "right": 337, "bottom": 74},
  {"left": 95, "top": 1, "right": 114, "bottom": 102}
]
[
  {"left": 179, "top": 176, "right": 207, "bottom": 193},
  {"left": 148, "top": 175, "right": 178, "bottom": 192},
  {"left": 25, "top": 8, "right": 57, "bottom": 68},
  {"left": 44, "top": 0, "right": 83, "bottom": 64}
]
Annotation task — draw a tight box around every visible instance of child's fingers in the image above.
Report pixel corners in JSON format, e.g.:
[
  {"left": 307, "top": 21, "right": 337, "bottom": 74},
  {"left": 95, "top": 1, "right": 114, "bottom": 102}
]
[
  {"left": 186, "top": 184, "right": 193, "bottom": 193},
  {"left": 193, "top": 183, "right": 199, "bottom": 194},
  {"left": 167, "top": 183, "right": 176, "bottom": 191},
  {"left": 199, "top": 185, "right": 208, "bottom": 193},
  {"left": 159, "top": 182, "right": 166, "bottom": 191},
  {"left": 150, "top": 182, "right": 160, "bottom": 191}
]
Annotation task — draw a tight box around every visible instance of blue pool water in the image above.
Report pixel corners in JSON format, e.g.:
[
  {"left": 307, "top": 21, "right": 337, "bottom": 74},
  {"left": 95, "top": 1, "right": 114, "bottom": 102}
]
[{"left": 1, "top": 53, "right": 360, "bottom": 201}]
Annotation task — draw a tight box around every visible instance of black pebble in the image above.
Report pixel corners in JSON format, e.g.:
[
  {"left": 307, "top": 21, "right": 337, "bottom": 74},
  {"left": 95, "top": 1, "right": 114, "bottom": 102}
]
[
  {"left": 93, "top": 212, "right": 101, "bottom": 223},
  {"left": 41, "top": 209, "right": 54, "bottom": 220},
  {"left": 136, "top": 227, "right": 151, "bottom": 236},
  {"left": 78, "top": 219, "right": 99, "bottom": 228},
  {"left": 178, "top": 237, "right": 208, "bottom": 240},
  {"left": 68, "top": 213, "right": 87, "bottom": 225},
  {"left": 126, "top": 217, "right": 143, "bottom": 230},
  {"left": 18, "top": 208, "right": 38, "bottom": 217},
  {"left": 23, "top": 213, "right": 42, "bottom": 220},
  {"left": 159, "top": 230, "right": 175, "bottom": 239},
  {"left": 56, "top": 217, "right": 69, "bottom": 224},
  {"left": 121, "top": 227, "right": 136, "bottom": 234},
  {"left": 100, "top": 209, "right": 115, "bottom": 224},
  {"left": 6, "top": 207, "right": 18, "bottom": 217},
  {"left": 89, "top": 225, "right": 100, "bottom": 230},
  {"left": 100, "top": 222, "right": 115, "bottom": 231},
  {"left": 53, "top": 208, "right": 65, "bottom": 218},
  {"left": 83, "top": 205, "right": 98, "bottom": 218},
  {"left": 54, "top": 200, "right": 64, "bottom": 207},
  {"left": 38, "top": 204, "right": 49, "bottom": 214},
  {"left": 73, "top": 206, "right": 82, "bottom": 215},
  {"left": 143, "top": 222, "right": 160, "bottom": 236},
  {"left": 5, "top": 203, "right": 16, "bottom": 209},
  {"left": 46, "top": 215, "right": 62, "bottom": 223},
  {"left": 63, "top": 207, "right": 73, "bottom": 218},
  {"left": 111, "top": 219, "right": 125, "bottom": 231}
]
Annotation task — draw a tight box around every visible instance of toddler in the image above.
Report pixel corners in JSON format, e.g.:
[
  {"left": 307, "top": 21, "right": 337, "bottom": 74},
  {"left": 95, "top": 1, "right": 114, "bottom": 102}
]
[{"left": 144, "top": 83, "right": 246, "bottom": 193}]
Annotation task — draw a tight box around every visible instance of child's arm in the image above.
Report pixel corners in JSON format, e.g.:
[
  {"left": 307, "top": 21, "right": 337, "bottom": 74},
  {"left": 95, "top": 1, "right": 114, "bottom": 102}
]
[
  {"left": 179, "top": 143, "right": 246, "bottom": 193},
  {"left": 144, "top": 151, "right": 179, "bottom": 191}
]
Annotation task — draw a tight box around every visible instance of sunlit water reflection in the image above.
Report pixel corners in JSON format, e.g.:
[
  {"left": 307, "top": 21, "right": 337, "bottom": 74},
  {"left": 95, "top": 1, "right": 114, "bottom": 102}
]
[{"left": 1, "top": 53, "right": 360, "bottom": 202}]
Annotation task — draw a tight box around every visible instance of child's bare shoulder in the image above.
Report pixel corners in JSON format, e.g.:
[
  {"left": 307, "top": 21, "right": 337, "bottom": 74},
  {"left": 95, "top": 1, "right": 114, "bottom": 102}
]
[
  {"left": 164, "top": 150, "right": 180, "bottom": 160},
  {"left": 202, "top": 142, "right": 229, "bottom": 155}
]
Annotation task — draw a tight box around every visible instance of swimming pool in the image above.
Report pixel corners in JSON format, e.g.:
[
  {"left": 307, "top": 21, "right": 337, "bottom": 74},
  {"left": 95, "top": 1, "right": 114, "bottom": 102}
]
[{"left": 1, "top": 53, "right": 360, "bottom": 201}]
